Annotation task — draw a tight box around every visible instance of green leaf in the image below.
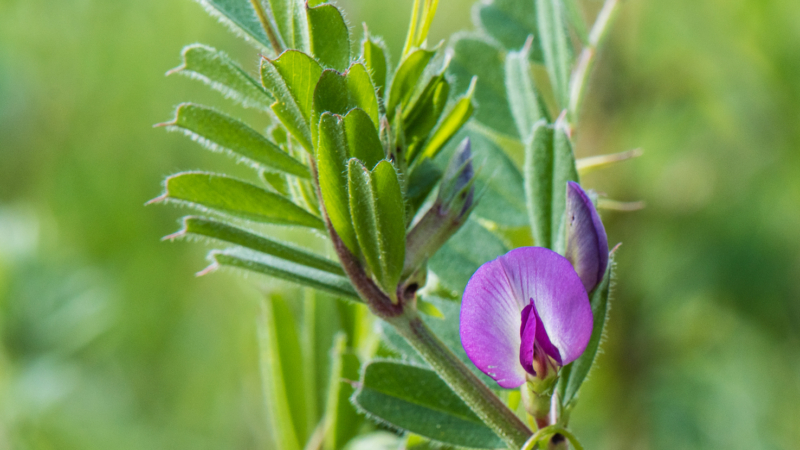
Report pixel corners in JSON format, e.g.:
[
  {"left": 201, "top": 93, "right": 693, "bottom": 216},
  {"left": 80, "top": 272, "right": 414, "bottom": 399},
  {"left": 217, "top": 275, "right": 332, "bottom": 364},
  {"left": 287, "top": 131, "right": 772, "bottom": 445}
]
[
  {"left": 267, "top": 0, "right": 309, "bottom": 51},
  {"left": 258, "top": 294, "right": 308, "bottom": 450},
  {"left": 536, "top": 0, "right": 574, "bottom": 109},
  {"left": 157, "top": 172, "right": 324, "bottom": 229},
  {"left": 361, "top": 30, "right": 389, "bottom": 99},
  {"left": 428, "top": 219, "right": 508, "bottom": 292},
  {"left": 557, "top": 256, "right": 614, "bottom": 409},
  {"left": 347, "top": 160, "right": 405, "bottom": 296},
  {"left": 524, "top": 121, "right": 578, "bottom": 250},
  {"left": 307, "top": 3, "right": 351, "bottom": 71},
  {"left": 405, "top": 158, "right": 442, "bottom": 215},
  {"left": 171, "top": 216, "right": 343, "bottom": 275},
  {"left": 475, "top": 0, "right": 543, "bottom": 60},
  {"left": 352, "top": 360, "right": 504, "bottom": 449},
  {"left": 312, "top": 66, "right": 380, "bottom": 148},
  {"left": 505, "top": 48, "right": 542, "bottom": 142},
  {"left": 379, "top": 296, "right": 497, "bottom": 387},
  {"left": 323, "top": 333, "right": 363, "bottom": 450},
  {"left": 343, "top": 109, "right": 385, "bottom": 170},
  {"left": 261, "top": 169, "right": 291, "bottom": 196},
  {"left": 210, "top": 248, "right": 359, "bottom": 299},
  {"left": 418, "top": 78, "right": 475, "bottom": 162},
  {"left": 168, "top": 44, "right": 273, "bottom": 110},
  {"left": 404, "top": 73, "right": 450, "bottom": 162},
  {"left": 303, "top": 291, "right": 344, "bottom": 425},
  {"left": 194, "top": 0, "right": 272, "bottom": 50},
  {"left": 385, "top": 48, "right": 437, "bottom": 121},
  {"left": 447, "top": 34, "right": 517, "bottom": 139},
  {"left": 317, "top": 113, "right": 360, "bottom": 254},
  {"left": 371, "top": 161, "right": 406, "bottom": 291},
  {"left": 164, "top": 103, "right": 310, "bottom": 178},
  {"left": 261, "top": 50, "right": 323, "bottom": 151}
]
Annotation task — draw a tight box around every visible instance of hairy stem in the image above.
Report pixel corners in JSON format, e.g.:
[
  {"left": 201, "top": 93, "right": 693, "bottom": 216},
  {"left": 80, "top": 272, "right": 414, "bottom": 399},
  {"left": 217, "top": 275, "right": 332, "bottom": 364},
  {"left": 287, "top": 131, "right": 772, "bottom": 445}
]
[
  {"left": 388, "top": 310, "right": 532, "bottom": 449},
  {"left": 250, "top": 0, "right": 285, "bottom": 55},
  {"left": 568, "top": 0, "right": 621, "bottom": 118}
]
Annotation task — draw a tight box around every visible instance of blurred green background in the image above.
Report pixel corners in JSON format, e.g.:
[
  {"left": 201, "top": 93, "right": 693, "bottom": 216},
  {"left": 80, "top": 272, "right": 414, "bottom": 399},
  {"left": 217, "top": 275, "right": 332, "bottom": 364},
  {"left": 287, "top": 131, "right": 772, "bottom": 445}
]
[{"left": 1, "top": 0, "right": 798, "bottom": 448}]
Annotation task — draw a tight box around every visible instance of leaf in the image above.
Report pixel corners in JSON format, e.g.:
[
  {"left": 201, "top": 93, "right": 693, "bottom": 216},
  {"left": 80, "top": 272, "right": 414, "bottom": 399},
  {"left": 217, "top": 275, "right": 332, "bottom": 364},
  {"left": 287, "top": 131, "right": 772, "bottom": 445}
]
[
  {"left": 172, "top": 216, "right": 343, "bottom": 275},
  {"left": 385, "top": 48, "right": 437, "bottom": 121},
  {"left": 536, "top": 0, "right": 574, "bottom": 109},
  {"left": 347, "top": 160, "right": 405, "bottom": 296},
  {"left": 405, "top": 158, "right": 442, "bottom": 215},
  {"left": 312, "top": 66, "right": 380, "bottom": 148},
  {"left": 261, "top": 170, "right": 291, "bottom": 198},
  {"left": 505, "top": 48, "right": 542, "bottom": 142},
  {"left": 371, "top": 161, "right": 406, "bottom": 291},
  {"left": 303, "top": 291, "right": 344, "bottom": 424},
  {"left": 343, "top": 109, "right": 385, "bottom": 170},
  {"left": 323, "top": 333, "right": 363, "bottom": 450},
  {"left": 307, "top": 3, "right": 351, "bottom": 71},
  {"left": 428, "top": 218, "right": 508, "bottom": 292},
  {"left": 447, "top": 34, "right": 517, "bottom": 139},
  {"left": 379, "top": 296, "right": 497, "bottom": 387},
  {"left": 163, "top": 103, "right": 310, "bottom": 178},
  {"left": 261, "top": 50, "right": 323, "bottom": 151},
  {"left": 258, "top": 294, "right": 308, "bottom": 450},
  {"left": 210, "top": 248, "right": 359, "bottom": 299},
  {"left": 317, "top": 113, "right": 360, "bottom": 255},
  {"left": 563, "top": 0, "right": 589, "bottom": 44},
  {"left": 352, "top": 360, "right": 504, "bottom": 449},
  {"left": 475, "top": 0, "right": 543, "bottom": 60},
  {"left": 404, "top": 73, "right": 450, "bottom": 162},
  {"left": 418, "top": 78, "right": 475, "bottom": 162},
  {"left": 194, "top": 0, "right": 272, "bottom": 50},
  {"left": 267, "top": 0, "right": 309, "bottom": 51},
  {"left": 156, "top": 172, "right": 324, "bottom": 229},
  {"left": 168, "top": 44, "right": 273, "bottom": 110},
  {"left": 557, "top": 256, "right": 614, "bottom": 409},
  {"left": 361, "top": 30, "right": 389, "bottom": 99},
  {"left": 524, "top": 121, "right": 578, "bottom": 250}
]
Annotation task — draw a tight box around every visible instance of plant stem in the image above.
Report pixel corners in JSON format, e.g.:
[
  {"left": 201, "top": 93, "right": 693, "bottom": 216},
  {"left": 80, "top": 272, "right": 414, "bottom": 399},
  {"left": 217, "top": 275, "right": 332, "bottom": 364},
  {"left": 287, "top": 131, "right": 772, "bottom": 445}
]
[
  {"left": 568, "top": 0, "right": 621, "bottom": 118},
  {"left": 250, "top": 0, "right": 285, "bottom": 55},
  {"left": 388, "top": 310, "right": 532, "bottom": 449}
]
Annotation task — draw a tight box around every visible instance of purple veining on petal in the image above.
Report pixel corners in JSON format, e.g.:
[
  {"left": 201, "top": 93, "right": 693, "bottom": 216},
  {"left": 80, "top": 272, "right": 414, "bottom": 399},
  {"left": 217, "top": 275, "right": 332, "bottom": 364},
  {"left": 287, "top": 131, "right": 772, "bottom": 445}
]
[
  {"left": 565, "top": 181, "right": 609, "bottom": 293},
  {"left": 460, "top": 252, "right": 529, "bottom": 388},
  {"left": 461, "top": 247, "right": 594, "bottom": 388}
]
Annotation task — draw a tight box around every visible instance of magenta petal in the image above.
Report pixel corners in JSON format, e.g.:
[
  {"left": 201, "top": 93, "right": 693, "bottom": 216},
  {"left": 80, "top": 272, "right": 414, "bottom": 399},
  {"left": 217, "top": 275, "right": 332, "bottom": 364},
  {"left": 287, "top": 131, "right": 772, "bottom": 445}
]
[
  {"left": 497, "top": 247, "right": 593, "bottom": 366},
  {"left": 519, "top": 303, "right": 536, "bottom": 375},
  {"left": 565, "top": 181, "right": 609, "bottom": 293},
  {"left": 461, "top": 254, "right": 529, "bottom": 388},
  {"left": 461, "top": 247, "right": 594, "bottom": 388}
]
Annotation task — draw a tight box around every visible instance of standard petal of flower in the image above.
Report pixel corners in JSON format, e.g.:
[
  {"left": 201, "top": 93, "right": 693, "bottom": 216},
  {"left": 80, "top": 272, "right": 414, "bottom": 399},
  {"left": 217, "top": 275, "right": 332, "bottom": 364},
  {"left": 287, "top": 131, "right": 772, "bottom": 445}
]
[
  {"left": 498, "top": 247, "right": 593, "bottom": 366},
  {"left": 461, "top": 256, "right": 529, "bottom": 389},
  {"left": 565, "top": 181, "right": 609, "bottom": 293}
]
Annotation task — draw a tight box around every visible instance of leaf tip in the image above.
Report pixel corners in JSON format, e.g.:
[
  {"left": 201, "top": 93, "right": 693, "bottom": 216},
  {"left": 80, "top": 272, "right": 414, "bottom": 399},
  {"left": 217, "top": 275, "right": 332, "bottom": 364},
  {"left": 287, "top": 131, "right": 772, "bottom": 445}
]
[{"left": 145, "top": 194, "right": 167, "bottom": 206}]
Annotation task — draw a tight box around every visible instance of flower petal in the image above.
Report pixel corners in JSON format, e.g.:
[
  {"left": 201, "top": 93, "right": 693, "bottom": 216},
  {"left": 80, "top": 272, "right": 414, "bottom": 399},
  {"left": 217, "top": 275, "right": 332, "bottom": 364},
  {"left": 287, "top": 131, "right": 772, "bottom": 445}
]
[
  {"left": 565, "top": 181, "right": 609, "bottom": 293},
  {"left": 497, "top": 247, "right": 593, "bottom": 366},
  {"left": 461, "top": 255, "right": 529, "bottom": 388},
  {"left": 519, "top": 303, "right": 536, "bottom": 375}
]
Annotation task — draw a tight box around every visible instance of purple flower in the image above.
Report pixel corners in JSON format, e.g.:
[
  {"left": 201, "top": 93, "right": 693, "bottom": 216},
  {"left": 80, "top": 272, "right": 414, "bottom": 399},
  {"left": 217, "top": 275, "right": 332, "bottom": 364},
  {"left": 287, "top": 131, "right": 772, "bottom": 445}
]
[
  {"left": 460, "top": 247, "right": 593, "bottom": 388},
  {"left": 459, "top": 182, "right": 608, "bottom": 388}
]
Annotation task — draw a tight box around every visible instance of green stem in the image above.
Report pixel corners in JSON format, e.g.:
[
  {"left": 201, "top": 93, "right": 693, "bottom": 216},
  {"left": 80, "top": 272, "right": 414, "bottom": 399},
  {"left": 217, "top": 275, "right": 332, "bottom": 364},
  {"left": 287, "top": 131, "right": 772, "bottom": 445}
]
[
  {"left": 388, "top": 310, "right": 532, "bottom": 449},
  {"left": 568, "top": 0, "right": 621, "bottom": 118},
  {"left": 250, "top": 0, "right": 285, "bottom": 55}
]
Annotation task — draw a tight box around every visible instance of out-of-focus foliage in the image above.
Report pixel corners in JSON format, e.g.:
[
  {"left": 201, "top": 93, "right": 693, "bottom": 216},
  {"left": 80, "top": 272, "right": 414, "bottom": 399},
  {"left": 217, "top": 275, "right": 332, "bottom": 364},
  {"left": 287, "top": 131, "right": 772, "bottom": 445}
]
[{"left": 1, "top": 1, "right": 799, "bottom": 450}]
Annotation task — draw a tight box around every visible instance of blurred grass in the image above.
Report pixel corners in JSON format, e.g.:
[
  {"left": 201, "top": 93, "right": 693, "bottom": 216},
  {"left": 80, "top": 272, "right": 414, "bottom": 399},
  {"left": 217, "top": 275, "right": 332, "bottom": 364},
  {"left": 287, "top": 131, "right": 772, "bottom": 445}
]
[{"left": 1, "top": 0, "right": 799, "bottom": 449}]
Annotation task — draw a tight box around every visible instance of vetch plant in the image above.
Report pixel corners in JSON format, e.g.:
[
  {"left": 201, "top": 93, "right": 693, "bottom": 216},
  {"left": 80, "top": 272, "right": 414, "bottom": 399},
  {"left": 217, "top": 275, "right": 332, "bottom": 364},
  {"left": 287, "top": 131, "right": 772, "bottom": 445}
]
[{"left": 151, "top": 0, "right": 640, "bottom": 448}]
